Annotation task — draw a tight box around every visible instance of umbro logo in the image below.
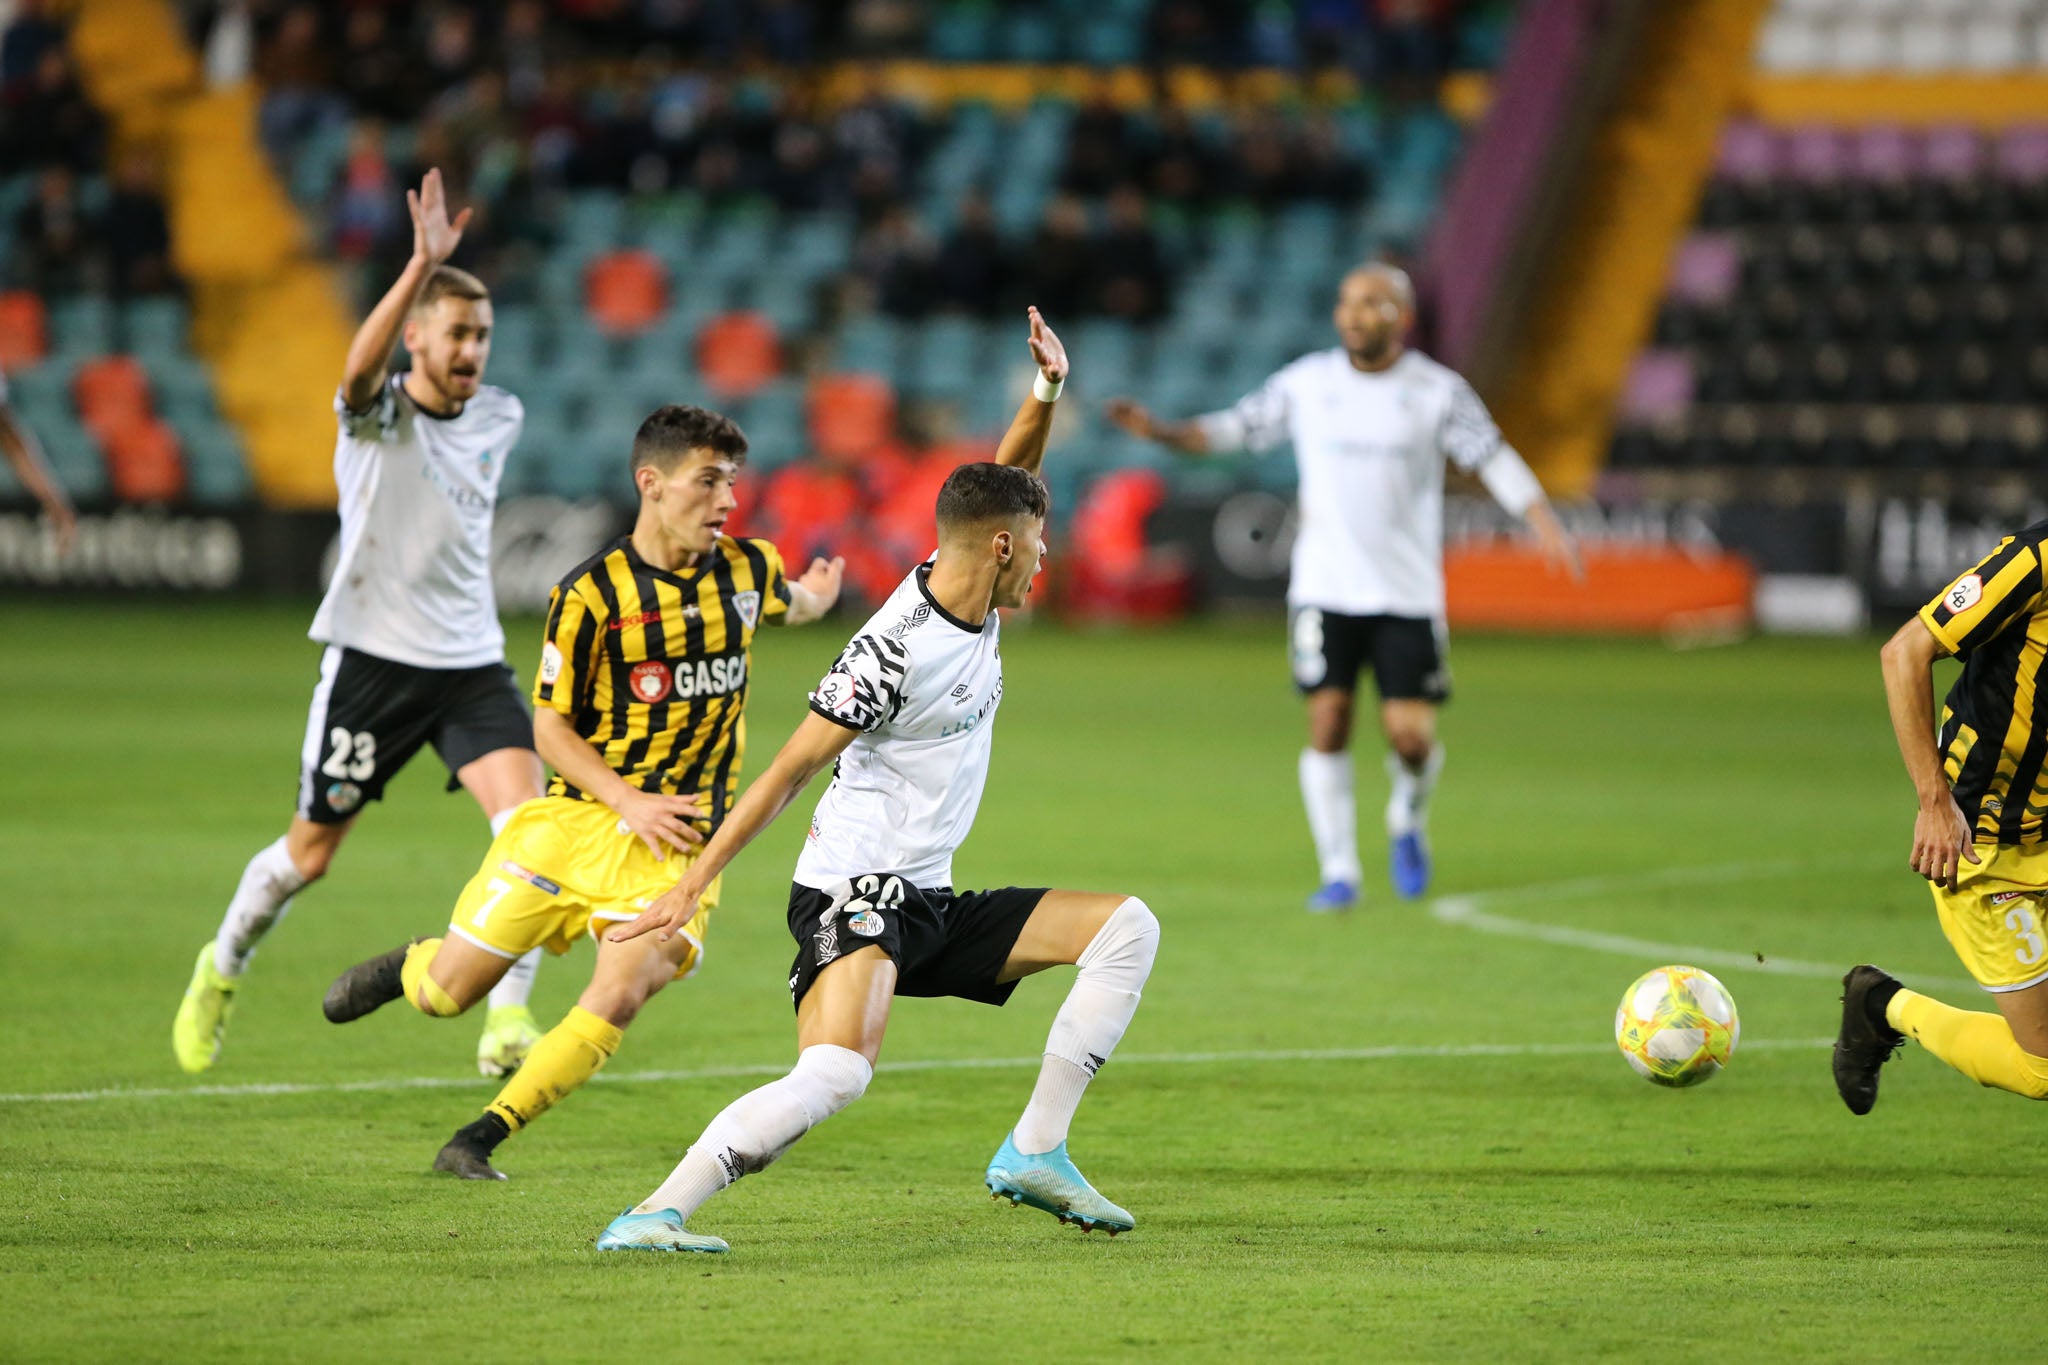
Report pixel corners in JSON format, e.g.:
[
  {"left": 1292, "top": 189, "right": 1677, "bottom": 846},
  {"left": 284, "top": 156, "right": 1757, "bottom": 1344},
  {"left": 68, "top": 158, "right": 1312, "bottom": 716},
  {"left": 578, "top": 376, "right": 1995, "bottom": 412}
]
[{"left": 950, "top": 684, "right": 971, "bottom": 701}]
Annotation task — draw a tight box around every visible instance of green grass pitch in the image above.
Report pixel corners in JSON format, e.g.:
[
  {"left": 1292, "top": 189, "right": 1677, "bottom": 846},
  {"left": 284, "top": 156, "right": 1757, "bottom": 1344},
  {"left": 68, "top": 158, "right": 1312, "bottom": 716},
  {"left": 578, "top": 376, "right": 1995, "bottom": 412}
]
[{"left": 1, "top": 604, "right": 2040, "bottom": 1362}]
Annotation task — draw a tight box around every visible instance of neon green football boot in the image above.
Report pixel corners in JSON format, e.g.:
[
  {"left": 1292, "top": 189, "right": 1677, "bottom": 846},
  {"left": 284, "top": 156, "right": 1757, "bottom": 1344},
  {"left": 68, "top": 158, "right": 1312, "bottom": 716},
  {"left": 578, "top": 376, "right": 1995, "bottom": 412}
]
[
  {"left": 475, "top": 1005, "right": 543, "bottom": 1078},
  {"left": 172, "top": 942, "right": 237, "bottom": 1074}
]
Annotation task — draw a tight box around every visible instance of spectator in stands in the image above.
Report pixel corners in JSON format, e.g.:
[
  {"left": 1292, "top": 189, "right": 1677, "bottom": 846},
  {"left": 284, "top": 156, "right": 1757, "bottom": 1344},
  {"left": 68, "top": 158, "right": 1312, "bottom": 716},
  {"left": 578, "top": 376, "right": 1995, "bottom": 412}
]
[
  {"left": 1150, "top": 0, "right": 1254, "bottom": 67},
  {"left": 1146, "top": 107, "right": 1218, "bottom": 207},
  {"left": 1296, "top": 113, "right": 1371, "bottom": 203},
  {"left": 1, "top": 0, "right": 65, "bottom": 92},
  {"left": 860, "top": 202, "right": 939, "bottom": 318},
  {"left": 255, "top": 2, "right": 345, "bottom": 171},
  {"left": 14, "top": 165, "right": 99, "bottom": 295},
  {"left": 1230, "top": 109, "right": 1300, "bottom": 208},
  {"left": 932, "top": 190, "right": 1011, "bottom": 318},
  {"left": 1094, "top": 185, "right": 1168, "bottom": 323},
  {"left": 2, "top": 46, "right": 104, "bottom": 175},
  {"left": 1022, "top": 194, "right": 1095, "bottom": 321},
  {"left": 105, "top": 149, "right": 176, "bottom": 297},
  {"left": 338, "top": 7, "right": 422, "bottom": 124},
  {"left": 1063, "top": 83, "right": 1142, "bottom": 198}
]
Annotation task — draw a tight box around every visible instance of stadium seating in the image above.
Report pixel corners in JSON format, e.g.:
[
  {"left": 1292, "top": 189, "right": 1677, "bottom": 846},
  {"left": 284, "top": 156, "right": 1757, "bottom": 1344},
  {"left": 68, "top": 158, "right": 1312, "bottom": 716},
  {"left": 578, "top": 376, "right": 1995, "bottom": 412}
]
[{"left": 1614, "top": 117, "right": 2048, "bottom": 472}]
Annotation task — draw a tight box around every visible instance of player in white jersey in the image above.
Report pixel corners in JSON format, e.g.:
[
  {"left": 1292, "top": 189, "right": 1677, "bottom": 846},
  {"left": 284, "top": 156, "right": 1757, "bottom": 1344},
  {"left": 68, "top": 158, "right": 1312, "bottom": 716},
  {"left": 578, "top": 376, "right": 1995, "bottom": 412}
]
[
  {"left": 1107, "top": 263, "right": 1578, "bottom": 908},
  {"left": 174, "top": 170, "right": 550, "bottom": 1076},
  {"left": 0, "top": 368, "right": 78, "bottom": 557},
  {"left": 591, "top": 311, "right": 1164, "bottom": 1253}
]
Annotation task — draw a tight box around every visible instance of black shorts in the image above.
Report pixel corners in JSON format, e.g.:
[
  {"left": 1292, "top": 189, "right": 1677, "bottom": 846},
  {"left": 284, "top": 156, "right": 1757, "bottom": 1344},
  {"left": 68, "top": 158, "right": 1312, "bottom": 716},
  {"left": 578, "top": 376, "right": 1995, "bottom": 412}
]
[
  {"left": 296, "top": 645, "right": 533, "bottom": 823},
  {"left": 785, "top": 876, "right": 1048, "bottom": 1011},
  {"left": 1288, "top": 607, "right": 1451, "bottom": 703}
]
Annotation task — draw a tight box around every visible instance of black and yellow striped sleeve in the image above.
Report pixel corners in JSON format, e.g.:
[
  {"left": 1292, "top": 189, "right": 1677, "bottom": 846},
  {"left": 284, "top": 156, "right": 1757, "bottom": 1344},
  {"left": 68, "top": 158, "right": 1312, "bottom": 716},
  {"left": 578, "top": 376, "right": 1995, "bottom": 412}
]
[
  {"left": 751, "top": 538, "right": 794, "bottom": 623},
  {"left": 533, "top": 580, "right": 606, "bottom": 716},
  {"left": 1921, "top": 530, "right": 2047, "bottom": 656}
]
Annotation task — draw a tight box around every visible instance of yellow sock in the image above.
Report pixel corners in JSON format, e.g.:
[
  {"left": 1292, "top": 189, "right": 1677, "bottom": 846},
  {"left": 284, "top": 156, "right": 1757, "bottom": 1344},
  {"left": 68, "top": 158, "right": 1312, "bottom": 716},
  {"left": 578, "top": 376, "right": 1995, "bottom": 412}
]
[
  {"left": 399, "top": 939, "right": 462, "bottom": 1017},
  {"left": 485, "top": 1006, "right": 623, "bottom": 1131},
  {"left": 1887, "top": 989, "right": 2048, "bottom": 1099}
]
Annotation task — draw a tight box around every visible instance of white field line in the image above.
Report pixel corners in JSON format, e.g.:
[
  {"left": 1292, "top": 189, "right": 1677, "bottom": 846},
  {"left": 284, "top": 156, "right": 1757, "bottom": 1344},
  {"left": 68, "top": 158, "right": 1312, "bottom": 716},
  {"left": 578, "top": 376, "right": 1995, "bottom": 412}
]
[
  {"left": 1426, "top": 856, "right": 1981, "bottom": 994},
  {"left": 0, "top": 1038, "right": 1835, "bottom": 1107}
]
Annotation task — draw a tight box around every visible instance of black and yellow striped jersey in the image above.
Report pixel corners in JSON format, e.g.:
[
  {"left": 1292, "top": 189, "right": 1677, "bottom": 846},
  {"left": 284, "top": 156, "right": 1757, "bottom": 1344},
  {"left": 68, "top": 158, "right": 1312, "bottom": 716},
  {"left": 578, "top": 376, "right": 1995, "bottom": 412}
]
[
  {"left": 533, "top": 534, "right": 791, "bottom": 828},
  {"left": 1921, "top": 519, "right": 2048, "bottom": 844}
]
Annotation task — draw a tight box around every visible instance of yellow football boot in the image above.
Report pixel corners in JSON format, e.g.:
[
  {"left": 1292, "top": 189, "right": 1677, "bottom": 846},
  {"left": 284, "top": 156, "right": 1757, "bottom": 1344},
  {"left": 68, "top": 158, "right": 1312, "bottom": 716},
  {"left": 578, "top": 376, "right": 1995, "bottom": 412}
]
[{"left": 172, "top": 942, "right": 237, "bottom": 1074}]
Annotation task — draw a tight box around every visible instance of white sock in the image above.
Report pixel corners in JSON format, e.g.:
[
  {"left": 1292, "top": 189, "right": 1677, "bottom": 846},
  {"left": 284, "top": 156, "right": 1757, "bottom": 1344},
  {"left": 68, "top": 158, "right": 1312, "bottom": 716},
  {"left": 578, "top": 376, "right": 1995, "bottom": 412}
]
[
  {"left": 214, "top": 837, "right": 312, "bottom": 978},
  {"left": 635, "top": 1044, "right": 872, "bottom": 1218},
  {"left": 486, "top": 949, "right": 541, "bottom": 1010},
  {"left": 1385, "top": 743, "right": 1445, "bottom": 837},
  {"left": 1012, "top": 897, "right": 1159, "bottom": 1155},
  {"left": 1298, "top": 749, "right": 1361, "bottom": 886}
]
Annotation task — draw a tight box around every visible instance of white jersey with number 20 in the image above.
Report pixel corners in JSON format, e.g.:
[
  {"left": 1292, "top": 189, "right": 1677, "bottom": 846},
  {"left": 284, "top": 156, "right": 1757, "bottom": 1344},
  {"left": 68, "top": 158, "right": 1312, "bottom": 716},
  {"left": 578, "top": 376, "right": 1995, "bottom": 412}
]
[{"left": 796, "top": 560, "right": 1003, "bottom": 892}]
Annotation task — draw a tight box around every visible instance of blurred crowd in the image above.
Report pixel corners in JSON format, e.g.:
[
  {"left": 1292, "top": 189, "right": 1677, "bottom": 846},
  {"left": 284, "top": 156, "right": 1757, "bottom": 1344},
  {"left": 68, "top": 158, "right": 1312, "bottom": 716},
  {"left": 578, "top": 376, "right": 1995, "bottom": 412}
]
[{"left": 1, "top": 2, "right": 178, "bottom": 297}]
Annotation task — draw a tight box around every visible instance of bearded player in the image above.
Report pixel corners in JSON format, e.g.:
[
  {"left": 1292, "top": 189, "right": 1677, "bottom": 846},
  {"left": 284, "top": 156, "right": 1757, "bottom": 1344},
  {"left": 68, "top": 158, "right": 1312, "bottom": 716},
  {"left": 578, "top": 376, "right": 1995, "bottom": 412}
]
[
  {"left": 593, "top": 309, "right": 1163, "bottom": 1254},
  {"left": 322, "top": 403, "right": 845, "bottom": 1180},
  {"left": 1107, "top": 262, "right": 1578, "bottom": 909},
  {"left": 174, "top": 170, "right": 553, "bottom": 1078}
]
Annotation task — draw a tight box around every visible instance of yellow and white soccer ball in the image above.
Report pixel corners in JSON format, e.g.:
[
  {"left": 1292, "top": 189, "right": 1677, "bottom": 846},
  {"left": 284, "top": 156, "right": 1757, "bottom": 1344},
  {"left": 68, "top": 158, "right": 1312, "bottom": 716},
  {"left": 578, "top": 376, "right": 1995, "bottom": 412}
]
[{"left": 1614, "top": 965, "right": 1740, "bottom": 1088}]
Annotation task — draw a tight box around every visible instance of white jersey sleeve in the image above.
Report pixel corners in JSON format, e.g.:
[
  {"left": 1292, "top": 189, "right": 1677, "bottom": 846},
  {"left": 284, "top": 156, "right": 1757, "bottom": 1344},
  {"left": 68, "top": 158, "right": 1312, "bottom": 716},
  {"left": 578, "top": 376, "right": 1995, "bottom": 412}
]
[
  {"left": 809, "top": 634, "right": 912, "bottom": 733},
  {"left": 1194, "top": 365, "right": 1297, "bottom": 454},
  {"left": 336, "top": 382, "right": 401, "bottom": 443},
  {"left": 1440, "top": 374, "right": 1542, "bottom": 516}
]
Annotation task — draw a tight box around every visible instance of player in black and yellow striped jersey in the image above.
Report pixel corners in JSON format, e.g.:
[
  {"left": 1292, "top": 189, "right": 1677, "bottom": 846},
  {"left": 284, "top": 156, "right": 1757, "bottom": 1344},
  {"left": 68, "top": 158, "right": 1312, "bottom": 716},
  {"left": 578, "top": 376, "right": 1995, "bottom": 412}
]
[
  {"left": 1835, "top": 519, "right": 2048, "bottom": 1115},
  {"left": 323, "top": 404, "right": 846, "bottom": 1179}
]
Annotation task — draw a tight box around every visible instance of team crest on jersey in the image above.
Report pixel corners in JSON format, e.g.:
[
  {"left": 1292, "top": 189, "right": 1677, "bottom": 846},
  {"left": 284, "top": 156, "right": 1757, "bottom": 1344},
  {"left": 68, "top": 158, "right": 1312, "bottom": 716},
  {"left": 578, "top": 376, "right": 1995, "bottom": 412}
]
[
  {"left": 630, "top": 661, "right": 672, "bottom": 703},
  {"left": 847, "top": 909, "right": 884, "bottom": 938},
  {"left": 733, "top": 591, "right": 761, "bottom": 628}
]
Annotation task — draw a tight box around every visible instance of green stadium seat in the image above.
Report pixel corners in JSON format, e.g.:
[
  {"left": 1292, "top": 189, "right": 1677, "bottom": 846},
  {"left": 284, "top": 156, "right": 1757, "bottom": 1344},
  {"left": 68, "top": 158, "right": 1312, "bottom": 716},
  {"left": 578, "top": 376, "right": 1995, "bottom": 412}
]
[
  {"left": 999, "top": 10, "right": 1062, "bottom": 62},
  {"left": 121, "top": 297, "right": 189, "bottom": 356},
  {"left": 48, "top": 297, "right": 114, "bottom": 359},
  {"left": 36, "top": 414, "right": 107, "bottom": 501},
  {"left": 180, "top": 419, "right": 253, "bottom": 507},
  {"left": 928, "top": 5, "right": 996, "bottom": 60}
]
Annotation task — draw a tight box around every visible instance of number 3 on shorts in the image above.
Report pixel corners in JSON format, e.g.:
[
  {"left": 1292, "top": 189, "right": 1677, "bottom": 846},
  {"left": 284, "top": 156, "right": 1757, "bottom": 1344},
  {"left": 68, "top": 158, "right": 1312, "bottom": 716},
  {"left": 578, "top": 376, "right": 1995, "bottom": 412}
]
[
  {"left": 2006, "top": 904, "right": 2046, "bottom": 967},
  {"left": 321, "top": 727, "right": 377, "bottom": 781}
]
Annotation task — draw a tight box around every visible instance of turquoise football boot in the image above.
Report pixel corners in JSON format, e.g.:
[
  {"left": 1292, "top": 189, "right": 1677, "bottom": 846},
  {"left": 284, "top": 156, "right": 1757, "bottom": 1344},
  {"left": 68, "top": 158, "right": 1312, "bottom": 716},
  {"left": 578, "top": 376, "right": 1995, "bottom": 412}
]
[
  {"left": 984, "top": 1133, "right": 1134, "bottom": 1235},
  {"left": 595, "top": 1208, "right": 729, "bottom": 1254}
]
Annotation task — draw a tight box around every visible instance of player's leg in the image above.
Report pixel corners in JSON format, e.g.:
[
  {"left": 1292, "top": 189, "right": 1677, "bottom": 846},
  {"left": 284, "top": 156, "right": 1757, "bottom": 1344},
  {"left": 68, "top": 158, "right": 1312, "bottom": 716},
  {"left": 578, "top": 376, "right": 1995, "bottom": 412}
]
[
  {"left": 436, "top": 664, "right": 550, "bottom": 1077},
  {"left": 434, "top": 922, "right": 701, "bottom": 1180},
  {"left": 984, "top": 891, "right": 1160, "bottom": 1233},
  {"left": 601, "top": 947, "right": 891, "bottom": 1252},
  {"left": 1295, "top": 607, "right": 1366, "bottom": 911},
  {"left": 176, "top": 647, "right": 429, "bottom": 1072},
  {"left": 1374, "top": 617, "right": 1450, "bottom": 900},
  {"left": 1835, "top": 863, "right": 2048, "bottom": 1111}
]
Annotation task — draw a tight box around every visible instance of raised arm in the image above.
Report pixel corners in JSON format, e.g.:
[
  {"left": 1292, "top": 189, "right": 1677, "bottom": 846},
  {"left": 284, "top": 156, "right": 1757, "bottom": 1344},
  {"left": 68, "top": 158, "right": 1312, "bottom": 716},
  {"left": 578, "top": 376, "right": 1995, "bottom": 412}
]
[
  {"left": 608, "top": 712, "right": 861, "bottom": 943},
  {"left": 784, "top": 556, "right": 847, "bottom": 625},
  {"left": 1102, "top": 399, "right": 1210, "bottom": 455},
  {"left": 1881, "top": 615, "right": 1977, "bottom": 891},
  {"left": 993, "top": 307, "right": 1069, "bottom": 475},
  {"left": 0, "top": 403, "right": 76, "bottom": 556},
  {"left": 340, "top": 168, "right": 471, "bottom": 412}
]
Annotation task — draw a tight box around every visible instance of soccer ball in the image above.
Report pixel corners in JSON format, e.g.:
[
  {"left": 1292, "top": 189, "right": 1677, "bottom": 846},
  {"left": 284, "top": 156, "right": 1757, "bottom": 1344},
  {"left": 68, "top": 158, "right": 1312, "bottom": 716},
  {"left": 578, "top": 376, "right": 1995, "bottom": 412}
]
[{"left": 1613, "top": 965, "right": 1739, "bottom": 1088}]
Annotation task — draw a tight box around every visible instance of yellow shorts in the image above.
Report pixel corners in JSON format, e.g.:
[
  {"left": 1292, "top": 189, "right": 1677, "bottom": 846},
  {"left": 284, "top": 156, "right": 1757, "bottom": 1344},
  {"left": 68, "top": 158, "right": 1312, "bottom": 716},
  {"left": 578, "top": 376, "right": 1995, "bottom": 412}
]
[
  {"left": 448, "top": 796, "right": 718, "bottom": 978},
  {"left": 1930, "top": 841, "right": 2048, "bottom": 993}
]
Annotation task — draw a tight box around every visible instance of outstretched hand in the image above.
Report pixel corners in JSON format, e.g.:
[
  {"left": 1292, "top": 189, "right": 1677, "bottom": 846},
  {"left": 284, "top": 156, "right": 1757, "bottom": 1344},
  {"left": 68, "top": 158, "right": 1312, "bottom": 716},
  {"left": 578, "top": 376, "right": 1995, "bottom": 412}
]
[
  {"left": 1103, "top": 397, "right": 1152, "bottom": 438},
  {"left": 799, "top": 555, "right": 846, "bottom": 608},
  {"left": 608, "top": 880, "right": 704, "bottom": 944},
  {"left": 409, "top": 168, "right": 472, "bottom": 266},
  {"left": 1027, "top": 306, "right": 1067, "bottom": 384}
]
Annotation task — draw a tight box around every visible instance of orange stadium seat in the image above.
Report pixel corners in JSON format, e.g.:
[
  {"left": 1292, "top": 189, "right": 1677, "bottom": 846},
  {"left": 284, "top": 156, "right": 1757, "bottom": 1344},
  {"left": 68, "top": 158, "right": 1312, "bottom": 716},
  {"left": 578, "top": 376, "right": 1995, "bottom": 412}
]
[
  {"left": 806, "top": 372, "right": 895, "bottom": 463},
  {"left": 0, "top": 292, "right": 50, "bottom": 369},
  {"left": 696, "top": 311, "right": 781, "bottom": 399},
  {"left": 585, "top": 249, "right": 669, "bottom": 335},
  {"left": 74, "top": 355, "right": 154, "bottom": 427},
  {"left": 1061, "top": 469, "right": 1192, "bottom": 623},
  {"left": 104, "top": 417, "right": 186, "bottom": 503}
]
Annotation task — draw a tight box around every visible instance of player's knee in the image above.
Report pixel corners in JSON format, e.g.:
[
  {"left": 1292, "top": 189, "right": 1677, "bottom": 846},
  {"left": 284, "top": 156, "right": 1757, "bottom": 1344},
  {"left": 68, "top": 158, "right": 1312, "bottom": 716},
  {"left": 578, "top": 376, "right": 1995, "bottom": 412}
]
[
  {"left": 1079, "top": 897, "right": 1160, "bottom": 981},
  {"left": 410, "top": 974, "right": 464, "bottom": 1018},
  {"left": 1385, "top": 726, "right": 1433, "bottom": 767},
  {"left": 793, "top": 1043, "right": 872, "bottom": 1114},
  {"left": 291, "top": 842, "right": 336, "bottom": 883}
]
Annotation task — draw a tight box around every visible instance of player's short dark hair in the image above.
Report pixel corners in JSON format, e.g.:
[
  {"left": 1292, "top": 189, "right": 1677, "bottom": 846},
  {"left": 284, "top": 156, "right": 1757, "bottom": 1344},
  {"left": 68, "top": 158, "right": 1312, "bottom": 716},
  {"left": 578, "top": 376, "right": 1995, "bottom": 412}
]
[
  {"left": 935, "top": 462, "right": 1049, "bottom": 531},
  {"left": 411, "top": 264, "right": 489, "bottom": 315},
  {"left": 631, "top": 404, "right": 749, "bottom": 475}
]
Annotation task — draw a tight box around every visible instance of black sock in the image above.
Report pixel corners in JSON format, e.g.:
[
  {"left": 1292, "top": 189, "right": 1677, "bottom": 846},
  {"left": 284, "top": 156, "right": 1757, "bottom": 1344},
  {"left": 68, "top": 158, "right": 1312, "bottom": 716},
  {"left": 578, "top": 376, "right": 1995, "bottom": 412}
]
[
  {"left": 455, "top": 1111, "right": 512, "bottom": 1154},
  {"left": 1865, "top": 977, "right": 1903, "bottom": 1032}
]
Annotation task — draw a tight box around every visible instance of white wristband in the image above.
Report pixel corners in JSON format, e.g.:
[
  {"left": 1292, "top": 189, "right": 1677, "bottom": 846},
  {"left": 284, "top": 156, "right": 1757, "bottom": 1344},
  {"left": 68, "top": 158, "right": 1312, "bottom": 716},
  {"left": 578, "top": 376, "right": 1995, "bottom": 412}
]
[{"left": 1033, "top": 372, "right": 1065, "bottom": 403}]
